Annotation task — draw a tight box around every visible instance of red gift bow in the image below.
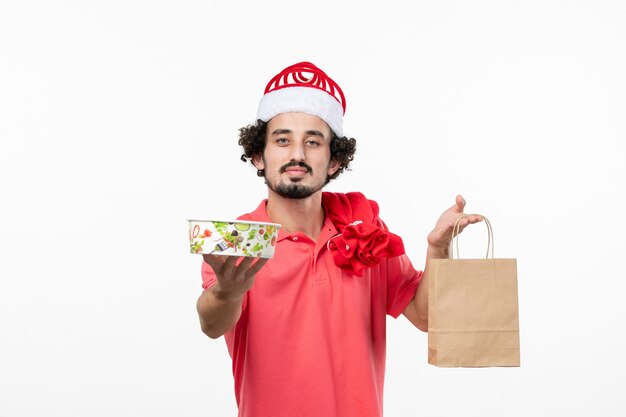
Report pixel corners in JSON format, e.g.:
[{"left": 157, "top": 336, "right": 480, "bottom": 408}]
[{"left": 322, "top": 192, "right": 405, "bottom": 276}]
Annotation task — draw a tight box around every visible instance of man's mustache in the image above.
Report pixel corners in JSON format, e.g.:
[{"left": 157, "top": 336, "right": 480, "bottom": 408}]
[{"left": 279, "top": 161, "right": 313, "bottom": 174}]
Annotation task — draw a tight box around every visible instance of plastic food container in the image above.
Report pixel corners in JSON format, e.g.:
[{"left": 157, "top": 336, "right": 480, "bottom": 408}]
[{"left": 188, "top": 220, "right": 281, "bottom": 258}]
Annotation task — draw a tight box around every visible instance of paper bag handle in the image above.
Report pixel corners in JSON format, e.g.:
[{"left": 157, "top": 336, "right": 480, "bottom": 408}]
[{"left": 450, "top": 214, "right": 494, "bottom": 259}]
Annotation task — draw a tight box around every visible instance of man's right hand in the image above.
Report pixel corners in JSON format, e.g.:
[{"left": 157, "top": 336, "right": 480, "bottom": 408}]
[
  {"left": 197, "top": 255, "right": 269, "bottom": 339},
  {"left": 202, "top": 254, "right": 269, "bottom": 301}
]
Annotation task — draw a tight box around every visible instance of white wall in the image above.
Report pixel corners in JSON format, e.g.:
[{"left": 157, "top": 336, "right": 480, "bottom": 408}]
[{"left": 1, "top": 1, "right": 624, "bottom": 415}]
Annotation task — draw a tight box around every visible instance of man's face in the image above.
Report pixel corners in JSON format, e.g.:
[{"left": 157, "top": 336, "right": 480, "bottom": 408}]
[{"left": 253, "top": 112, "right": 339, "bottom": 199}]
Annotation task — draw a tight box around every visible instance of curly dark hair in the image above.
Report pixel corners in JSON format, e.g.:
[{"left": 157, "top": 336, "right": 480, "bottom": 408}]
[{"left": 238, "top": 120, "right": 357, "bottom": 184}]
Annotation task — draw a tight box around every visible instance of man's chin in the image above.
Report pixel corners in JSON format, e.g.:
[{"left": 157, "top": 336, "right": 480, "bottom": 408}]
[
  {"left": 265, "top": 175, "right": 329, "bottom": 199},
  {"left": 273, "top": 184, "right": 319, "bottom": 199}
]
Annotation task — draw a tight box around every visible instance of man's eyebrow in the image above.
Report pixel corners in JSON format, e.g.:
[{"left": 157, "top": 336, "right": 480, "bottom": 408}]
[
  {"left": 270, "top": 129, "right": 328, "bottom": 139},
  {"left": 271, "top": 129, "right": 292, "bottom": 135},
  {"left": 305, "top": 130, "right": 326, "bottom": 139}
]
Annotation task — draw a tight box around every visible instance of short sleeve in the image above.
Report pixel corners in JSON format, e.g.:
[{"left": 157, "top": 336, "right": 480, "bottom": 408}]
[
  {"left": 385, "top": 254, "right": 422, "bottom": 318},
  {"left": 375, "top": 217, "right": 423, "bottom": 318}
]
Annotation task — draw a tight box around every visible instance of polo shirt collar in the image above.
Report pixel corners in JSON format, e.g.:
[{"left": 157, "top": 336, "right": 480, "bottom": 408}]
[{"left": 245, "top": 199, "right": 339, "bottom": 244}]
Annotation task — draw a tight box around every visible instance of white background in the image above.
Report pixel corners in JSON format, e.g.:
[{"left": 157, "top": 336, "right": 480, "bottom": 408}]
[{"left": 1, "top": 0, "right": 625, "bottom": 416}]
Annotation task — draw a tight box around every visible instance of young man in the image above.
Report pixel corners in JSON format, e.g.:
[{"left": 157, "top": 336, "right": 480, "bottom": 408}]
[{"left": 197, "top": 62, "right": 482, "bottom": 417}]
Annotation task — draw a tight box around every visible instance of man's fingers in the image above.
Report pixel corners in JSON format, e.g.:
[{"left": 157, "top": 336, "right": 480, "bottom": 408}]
[
  {"left": 203, "top": 254, "right": 267, "bottom": 279},
  {"left": 223, "top": 255, "right": 244, "bottom": 271},
  {"left": 455, "top": 214, "right": 484, "bottom": 234},
  {"left": 455, "top": 194, "right": 466, "bottom": 212},
  {"left": 205, "top": 255, "right": 241, "bottom": 276},
  {"left": 247, "top": 257, "right": 270, "bottom": 277},
  {"left": 459, "top": 214, "right": 483, "bottom": 228},
  {"left": 467, "top": 214, "right": 484, "bottom": 224},
  {"left": 457, "top": 217, "right": 470, "bottom": 233},
  {"left": 235, "top": 256, "right": 255, "bottom": 270},
  {"left": 203, "top": 254, "right": 227, "bottom": 271}
]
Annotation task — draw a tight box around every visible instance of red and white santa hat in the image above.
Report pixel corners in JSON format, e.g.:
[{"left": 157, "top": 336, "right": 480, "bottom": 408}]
[{"left": 256, "top": 62, "right": 346, "bottom": 137}]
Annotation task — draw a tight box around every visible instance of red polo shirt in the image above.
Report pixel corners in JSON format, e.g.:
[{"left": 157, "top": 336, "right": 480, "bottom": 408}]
[{"left": 201, "top": 198, "right": 422, "bottom": 417}]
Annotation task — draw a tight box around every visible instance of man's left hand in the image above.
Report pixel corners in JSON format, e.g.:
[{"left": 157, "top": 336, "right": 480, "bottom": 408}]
[{"left": 427, "top": 195, "right": 483, "bottom": 251}]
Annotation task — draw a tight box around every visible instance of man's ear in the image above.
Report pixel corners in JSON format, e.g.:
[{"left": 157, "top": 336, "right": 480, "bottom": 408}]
[
  {"left": 252, "top": 154, "right": 265, "bottom": 170},
  {"left": 328, "top": 159, "right": 340, "bottom": 176}
]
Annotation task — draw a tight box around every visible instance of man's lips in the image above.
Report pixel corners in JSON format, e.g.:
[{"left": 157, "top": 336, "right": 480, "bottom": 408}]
[
  {"left": 280, "top": 162, "right": 312, "bottom": 176},
  {"left": 284, "top": 167, "right": 309, "bottom": 175}
]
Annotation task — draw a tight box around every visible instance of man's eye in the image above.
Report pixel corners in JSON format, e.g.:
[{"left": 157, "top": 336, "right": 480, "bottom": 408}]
[
  {"left": 276, "top": 138, "right": 289, "bottom": 145},
  {"left": 306, "top": 140, "right": 320, "bottom": 146}
]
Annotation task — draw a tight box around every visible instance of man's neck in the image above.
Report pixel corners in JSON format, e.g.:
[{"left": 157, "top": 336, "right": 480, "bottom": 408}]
[{"left": 265, "top": 189, "right": 325, "bottom": 241}]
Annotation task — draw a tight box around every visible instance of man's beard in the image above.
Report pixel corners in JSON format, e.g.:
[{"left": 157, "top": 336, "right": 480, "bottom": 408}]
[
  {"left": 270, "top": 182, "right": 320, "bottom": 199},
  {"left": 265, "top": 160, "right": 327, "bottom": 199}
]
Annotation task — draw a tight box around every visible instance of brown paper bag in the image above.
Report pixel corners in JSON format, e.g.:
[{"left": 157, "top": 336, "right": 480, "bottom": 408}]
[{"left": 427, "top": 215, "right": 520, "bottom": 367}]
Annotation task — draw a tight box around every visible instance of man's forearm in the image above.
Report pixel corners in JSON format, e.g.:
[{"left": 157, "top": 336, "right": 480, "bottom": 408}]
[{"left": 196, "top": 285, "right": 244, "bottom": 339}]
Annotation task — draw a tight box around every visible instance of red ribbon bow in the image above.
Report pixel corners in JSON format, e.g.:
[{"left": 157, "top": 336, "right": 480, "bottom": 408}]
[{"left": 322, "top": 192, "right": 405, "bottom": 276}]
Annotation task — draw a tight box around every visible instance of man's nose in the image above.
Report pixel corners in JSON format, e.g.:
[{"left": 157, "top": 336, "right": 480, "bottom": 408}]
[{"left": 288, "top": 141, "right": 306, "bottom": 161}]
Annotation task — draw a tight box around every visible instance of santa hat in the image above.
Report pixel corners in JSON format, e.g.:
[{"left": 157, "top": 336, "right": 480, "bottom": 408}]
[{"left": 256, "top": 62, "right": 346, "bottom": 137}]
